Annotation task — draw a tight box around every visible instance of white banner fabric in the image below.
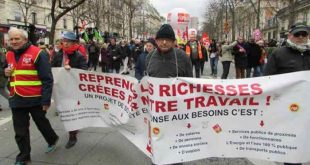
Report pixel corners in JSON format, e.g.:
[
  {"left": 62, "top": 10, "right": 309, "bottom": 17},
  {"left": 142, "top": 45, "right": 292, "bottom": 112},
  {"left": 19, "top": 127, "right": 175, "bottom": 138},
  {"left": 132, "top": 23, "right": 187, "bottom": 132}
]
[{"left": 52, "top": 68, "right": 310, "bottom": 164}]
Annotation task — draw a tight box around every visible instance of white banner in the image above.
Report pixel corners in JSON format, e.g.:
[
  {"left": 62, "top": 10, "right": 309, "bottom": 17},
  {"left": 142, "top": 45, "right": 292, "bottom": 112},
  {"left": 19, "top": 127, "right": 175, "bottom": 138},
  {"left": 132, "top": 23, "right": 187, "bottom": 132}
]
[{"left": 52, "top": 68, "right": 310, "bottom": 164}]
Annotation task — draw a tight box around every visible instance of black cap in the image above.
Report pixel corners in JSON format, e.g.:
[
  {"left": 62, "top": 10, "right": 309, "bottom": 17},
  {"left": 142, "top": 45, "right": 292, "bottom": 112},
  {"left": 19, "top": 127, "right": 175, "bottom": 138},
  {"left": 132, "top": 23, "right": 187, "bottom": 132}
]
[
  {"left": 289, "top": 22, "right": 309, "bottom": 35},
  {"left": 155, "top": 24, "right": 176, "bottom": 41}
]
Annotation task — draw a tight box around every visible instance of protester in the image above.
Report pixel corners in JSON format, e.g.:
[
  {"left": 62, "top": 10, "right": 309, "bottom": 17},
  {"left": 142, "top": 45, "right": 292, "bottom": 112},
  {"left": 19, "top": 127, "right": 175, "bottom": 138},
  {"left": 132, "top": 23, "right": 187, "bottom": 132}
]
[
  {"left": 232, "top": 36, "right": 247, "bottom": 79},
  {"left": 200, "top": 43, "right": 208, "bottom": 75},
  {"left": 51, "top": 31, "right": 87, "bottom": 149},
  {"left": 4, "top": 27, "right": 59, "bottom": 165},
  {"left": 0, "top": 48, "right": 9, "bottom": 111},
  {"left": 185, "top": 31, "right": 204, "bottom": 78},
  {"left": 87, "top": 40, "right": 100, "bottom": 71},
  {"left": 135, "top": 38, "right": 156, "bottom": 80},
  {"left": 257, "top": 40, "right": 267, "bottom": 76},
  {"left": 49, "top": 39, "right": 62, "bottom": 62},
  {"left": 245, "top": 38, "right": 262, "bottom": 77},
  {"left": 99, "top": 42, "right": 111, "bottom": 73},
  {"left": 264, "top": 22, "right": 310, "bottom": 76},
  {"left": 131, "top": 38, "right": 143, "bottom": 66},
  {"left": 120, "top": 40, "right": 131, "bottom": 75},
  {"left": 107, "top": 38, "right": 122, "bottom": 73},
  {"left": 220, "top": 40, "right": 237, "bottom": 79},
  {"left": 146, "top": 23, "right": 191, "bottom": 165},
  {"left": 208, "top": 39, "right": 219, "bottom": 77},
  {"left": 264, "top": 22, "right": 310, "bottom": 165},
  {"left": 146, "top": 24, "right": 193, "bottom": 78}
]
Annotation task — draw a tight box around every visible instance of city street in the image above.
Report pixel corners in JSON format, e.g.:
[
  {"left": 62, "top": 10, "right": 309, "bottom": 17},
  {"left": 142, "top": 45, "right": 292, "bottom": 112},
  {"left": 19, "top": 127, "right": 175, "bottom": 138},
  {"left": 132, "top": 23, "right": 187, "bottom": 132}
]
[{"left": 1, "top": 63, "right": 308, "bottom": 165}]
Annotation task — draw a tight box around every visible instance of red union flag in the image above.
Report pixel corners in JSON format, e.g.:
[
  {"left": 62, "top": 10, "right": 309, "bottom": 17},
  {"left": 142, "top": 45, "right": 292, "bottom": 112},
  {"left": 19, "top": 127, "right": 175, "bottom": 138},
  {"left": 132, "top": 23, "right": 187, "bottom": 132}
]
[{"left": 201, "top": 32, "right": 210, "bottom": 46}]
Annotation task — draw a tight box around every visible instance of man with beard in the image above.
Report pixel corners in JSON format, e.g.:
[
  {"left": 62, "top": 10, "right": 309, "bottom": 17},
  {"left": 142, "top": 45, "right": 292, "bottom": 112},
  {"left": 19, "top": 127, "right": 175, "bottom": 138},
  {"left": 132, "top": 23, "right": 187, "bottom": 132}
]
[
  {"left": 264, "top": 23, "right": 310, "bottom": 76},
  {"left": 264, "top": 22, "right": 310, "bottom": 165}
]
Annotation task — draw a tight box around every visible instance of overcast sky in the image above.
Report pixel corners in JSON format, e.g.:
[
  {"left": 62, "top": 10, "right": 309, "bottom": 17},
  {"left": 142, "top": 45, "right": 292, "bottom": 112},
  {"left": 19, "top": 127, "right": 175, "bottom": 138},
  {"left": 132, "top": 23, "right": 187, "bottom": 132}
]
[{"left": 149, "top": 0, "right": 209, "bottom": 24}]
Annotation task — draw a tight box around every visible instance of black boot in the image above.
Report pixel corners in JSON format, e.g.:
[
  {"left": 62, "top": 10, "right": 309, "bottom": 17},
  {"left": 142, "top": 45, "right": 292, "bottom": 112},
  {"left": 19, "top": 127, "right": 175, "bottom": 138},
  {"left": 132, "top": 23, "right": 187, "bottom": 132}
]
[{"left": 65, "top": 132, "right": 77, "bottom": 149}]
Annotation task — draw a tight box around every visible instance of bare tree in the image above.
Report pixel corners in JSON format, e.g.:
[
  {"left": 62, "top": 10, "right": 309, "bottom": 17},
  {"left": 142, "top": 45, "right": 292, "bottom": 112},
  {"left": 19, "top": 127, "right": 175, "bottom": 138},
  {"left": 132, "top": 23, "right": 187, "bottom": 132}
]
[
  {"left": 247, "top": 0, "right": 261, "bottom": 28},
  {"left": 49, "top": 0, "right": 86, "bottom": 44},
  {"left": 120, "top": 3, "right": 130, "bottom": 38},
  {"left": 265, "top": 0, "right": 299, "bottom": 28},
  {"left": 124, "top": 0, "right": 145, "bottom": 39},
  {"left": 69, "top": 1, "right": 88, "bottom": 28},
  {"left": 287, "top": 0, "right": 298, "bottom": 27},
  {"left": 80, "top": 0, "right": 104, "bottom": 28},
  {"left": 16, "top": 0, "right": 38, "bottom": 26},
  {"left": 202, "top": 1, "right": 221, "bottom": 40},
  {"left": 227, "top": 0, "right": 240, "bottom": 40}
]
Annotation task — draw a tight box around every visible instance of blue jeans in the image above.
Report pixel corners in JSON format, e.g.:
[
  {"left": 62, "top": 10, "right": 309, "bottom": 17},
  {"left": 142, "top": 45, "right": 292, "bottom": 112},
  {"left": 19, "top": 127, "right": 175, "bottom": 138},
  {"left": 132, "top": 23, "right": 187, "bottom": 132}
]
[
  {"left": 246, "top": 66, "right": 260, "bottom": 78},
  {"left": 210, "top": 57, "right": 218, "bottom": 76}
]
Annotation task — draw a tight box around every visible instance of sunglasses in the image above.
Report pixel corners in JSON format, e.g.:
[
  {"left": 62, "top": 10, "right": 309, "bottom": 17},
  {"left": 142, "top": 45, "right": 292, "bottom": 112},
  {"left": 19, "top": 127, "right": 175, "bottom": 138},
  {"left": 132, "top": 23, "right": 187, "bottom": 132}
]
[{"left": 293, "top": 32, "right": 309, "bottom": 37}]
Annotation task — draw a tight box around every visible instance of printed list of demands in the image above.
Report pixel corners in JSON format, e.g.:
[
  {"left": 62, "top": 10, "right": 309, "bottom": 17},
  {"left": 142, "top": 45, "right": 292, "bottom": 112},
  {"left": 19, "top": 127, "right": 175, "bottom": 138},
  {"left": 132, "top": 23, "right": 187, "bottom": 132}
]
[
  {"left": 59, "top": 107, "right": 101, "bottom": 122},
  {"left": 169, "top": 132, "right": 208, "bottom": 155},
  {"left": 227, "top": 130, "right": 298, "bottom": 155}
]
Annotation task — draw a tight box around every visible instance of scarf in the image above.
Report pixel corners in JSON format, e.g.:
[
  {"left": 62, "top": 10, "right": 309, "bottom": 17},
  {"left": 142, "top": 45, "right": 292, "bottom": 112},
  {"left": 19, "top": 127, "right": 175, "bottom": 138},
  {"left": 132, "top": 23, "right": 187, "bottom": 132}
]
[
  {"left": 9, "top": 42, "right": 32, "bottom": 56},
  {"left": 62, "top": 44, "right": 80, "bottom": 55},
  {"left": 286, "top": 39, "right": 310, "bottom": 53}
]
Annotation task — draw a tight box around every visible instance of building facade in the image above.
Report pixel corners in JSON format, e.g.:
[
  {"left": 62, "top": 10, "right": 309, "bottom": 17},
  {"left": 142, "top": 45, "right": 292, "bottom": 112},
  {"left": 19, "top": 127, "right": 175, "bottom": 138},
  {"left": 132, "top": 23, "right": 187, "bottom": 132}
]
[
  {"left": 222, "top": 0, "right": 309, "bottom": 42},
  {"left": 0, "top": 0, "right": 74, "bottom": 46}
]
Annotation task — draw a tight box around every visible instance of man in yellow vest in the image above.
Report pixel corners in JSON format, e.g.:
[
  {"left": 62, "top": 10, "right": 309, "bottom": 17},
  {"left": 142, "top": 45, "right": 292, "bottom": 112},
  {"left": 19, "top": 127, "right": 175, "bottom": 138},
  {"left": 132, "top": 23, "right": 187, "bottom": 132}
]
[
  {"left": 185, "top": 29, "right": 204, "bottom": 78},
  {"left": 4, "top": 27, "right": 59, "bottom": 165}
]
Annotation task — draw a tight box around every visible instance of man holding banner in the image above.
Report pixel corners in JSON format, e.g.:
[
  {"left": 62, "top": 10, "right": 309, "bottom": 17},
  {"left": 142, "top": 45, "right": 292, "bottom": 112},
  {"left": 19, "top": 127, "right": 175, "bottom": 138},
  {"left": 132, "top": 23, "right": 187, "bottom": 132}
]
[
  {"left": 51, "top": 31, "right": 88, "bottom": 149},
  {"left": 264, "top": 23, "right": 309, "bottom": 165},
  {"left": 146, "top": 23, "right": 193, "bottom": 165},
  {"left": 146, "top": 24, "right": 193, "bottom": 78}
]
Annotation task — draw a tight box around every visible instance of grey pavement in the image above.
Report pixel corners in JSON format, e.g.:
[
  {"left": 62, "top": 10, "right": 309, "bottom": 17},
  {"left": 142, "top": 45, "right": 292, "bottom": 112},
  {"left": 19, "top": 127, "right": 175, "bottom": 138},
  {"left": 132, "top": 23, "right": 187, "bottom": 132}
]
[{"left": 0, "top": 61, "right": 309, "bottom": 165}]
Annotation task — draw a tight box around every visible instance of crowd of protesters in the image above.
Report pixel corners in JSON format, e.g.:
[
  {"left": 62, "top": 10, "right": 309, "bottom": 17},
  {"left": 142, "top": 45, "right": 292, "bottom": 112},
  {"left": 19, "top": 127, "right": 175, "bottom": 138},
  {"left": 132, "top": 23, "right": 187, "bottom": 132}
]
[{"left": 0, "top": 22, "right": 309, "bottom": 165}]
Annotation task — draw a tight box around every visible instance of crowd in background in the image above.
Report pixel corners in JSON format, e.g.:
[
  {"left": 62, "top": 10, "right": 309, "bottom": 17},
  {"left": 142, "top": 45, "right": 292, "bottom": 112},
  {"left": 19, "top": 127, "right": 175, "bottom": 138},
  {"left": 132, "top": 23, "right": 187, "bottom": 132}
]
[{"left": 0, "top": 24, "right": 307, "bottom": 111}]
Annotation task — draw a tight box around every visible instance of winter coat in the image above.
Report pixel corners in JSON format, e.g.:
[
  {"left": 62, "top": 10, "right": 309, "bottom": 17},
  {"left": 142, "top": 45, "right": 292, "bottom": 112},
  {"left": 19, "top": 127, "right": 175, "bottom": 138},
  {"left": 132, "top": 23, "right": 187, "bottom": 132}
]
[
  {"left": 100, "top": 47, "right": 111, "bottom": 67},
  {"left": 51, "top": 49, "right": 87, "bottom": 70},
  {"left": 220, "top": 41, "right": 237, "bottom": 62},
  {"left": 119, "top": 45, "right": 131, "bottom": 59},
  {"left": 135, "top": 51, "right": 148, "bottom": 80},
  {"left": 232, "top": 42, "right": 247, "bottom": 69},
  {"left": 145, "top": 48, "right": 193, "bottom": 78},
  {"left": 246, "top": 42, "right": 262, "bottom": 68},
  {"left": 264, "top": 42, "right": 310, "bottom": 75},
  {"left": 107, "top": 44, "right": 122, "bottom": 68}
]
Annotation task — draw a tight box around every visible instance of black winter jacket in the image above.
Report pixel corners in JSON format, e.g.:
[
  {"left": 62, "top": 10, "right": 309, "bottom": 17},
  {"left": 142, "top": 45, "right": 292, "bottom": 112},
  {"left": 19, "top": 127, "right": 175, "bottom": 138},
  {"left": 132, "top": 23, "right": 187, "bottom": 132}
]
[
  {"left": 264, "top": 46, "right": 310, "bottom": 75},
  {"left": 145, "top": 48, "right": 193, "bottom": 78},
  {"left": 51, "top": 49, "right": 87, "bottom": 70}
]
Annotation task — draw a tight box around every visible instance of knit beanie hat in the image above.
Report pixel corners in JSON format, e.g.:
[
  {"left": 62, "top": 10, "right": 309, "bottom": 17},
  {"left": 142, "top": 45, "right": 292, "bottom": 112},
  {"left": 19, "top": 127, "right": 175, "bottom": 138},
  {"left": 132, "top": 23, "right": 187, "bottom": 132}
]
[
  {"left": 146, "top": 38, "right": 157, "bottom": 47},
  {"left": 156, "top": 24, "right": 176, "bottom": 41}
]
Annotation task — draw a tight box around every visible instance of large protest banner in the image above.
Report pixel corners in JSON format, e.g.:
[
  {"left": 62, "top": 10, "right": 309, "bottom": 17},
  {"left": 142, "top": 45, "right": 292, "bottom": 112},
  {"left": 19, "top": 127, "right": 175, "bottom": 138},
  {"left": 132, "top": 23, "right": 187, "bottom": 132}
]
[{"left": 52, "top": 68, "right": 310, "bottom": 164}]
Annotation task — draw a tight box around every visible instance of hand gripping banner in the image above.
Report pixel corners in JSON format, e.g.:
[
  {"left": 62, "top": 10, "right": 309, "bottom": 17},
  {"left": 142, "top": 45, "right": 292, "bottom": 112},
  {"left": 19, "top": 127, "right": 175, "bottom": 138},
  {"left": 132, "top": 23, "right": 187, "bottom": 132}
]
[{"left": 52, "top": 68, "right": 310, "bottom": 164}]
